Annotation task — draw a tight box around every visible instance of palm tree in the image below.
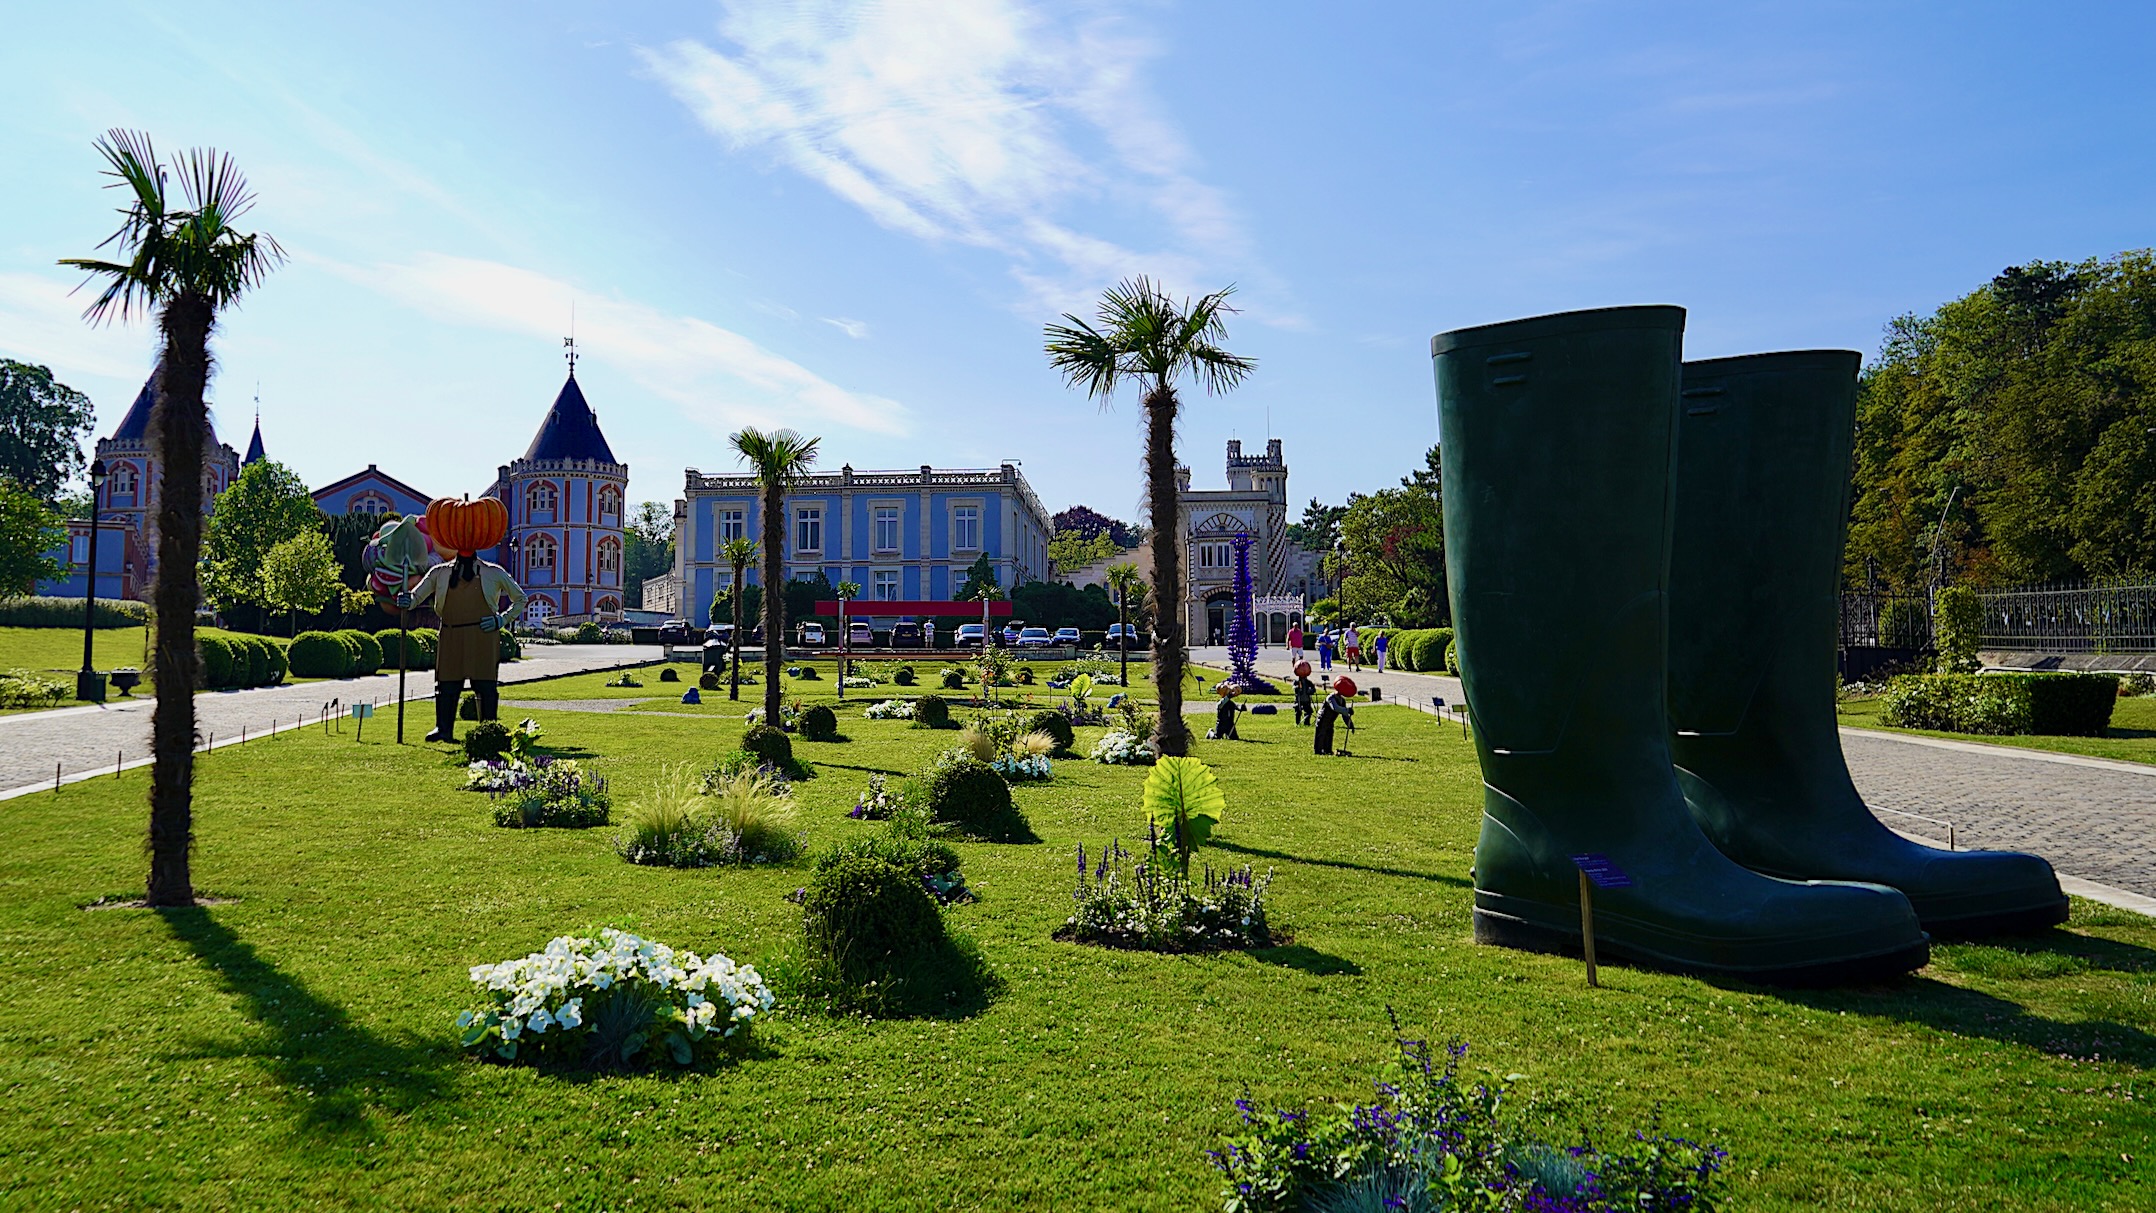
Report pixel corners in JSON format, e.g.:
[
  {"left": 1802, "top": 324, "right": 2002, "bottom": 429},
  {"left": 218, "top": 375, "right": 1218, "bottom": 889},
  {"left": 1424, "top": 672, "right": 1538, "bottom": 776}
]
[
  {"left": 1044, "top": 277, "right": 1254, "bottom": 757},
  {"left": 60, "top": 130, "right": 283, "bottom": 908},
  {"left": 1105, "top": 562, "right": 1143, "bottom": 690},
  {"left": 720, "top": 537, "right": 757, "bottom": 701},
  {"left": 729, "top": 428, "right": 820, "bottom": 725}
]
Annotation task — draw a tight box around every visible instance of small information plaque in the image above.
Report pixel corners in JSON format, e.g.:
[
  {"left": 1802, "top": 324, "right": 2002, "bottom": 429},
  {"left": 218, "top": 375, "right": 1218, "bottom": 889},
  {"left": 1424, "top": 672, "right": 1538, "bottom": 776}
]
[{"left": 1570, "top": 853, "right": 1633, "bottom": 890}]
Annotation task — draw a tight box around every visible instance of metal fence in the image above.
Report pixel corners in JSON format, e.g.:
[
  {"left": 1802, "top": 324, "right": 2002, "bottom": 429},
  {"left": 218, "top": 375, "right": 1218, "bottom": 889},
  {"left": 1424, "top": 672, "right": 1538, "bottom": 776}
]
[
  {"left": 1977, "top": 580, "right": 2156, "bottom": 654},
  {"left": 1838, "top": 592, "right": 1934, "bottom": 652}
]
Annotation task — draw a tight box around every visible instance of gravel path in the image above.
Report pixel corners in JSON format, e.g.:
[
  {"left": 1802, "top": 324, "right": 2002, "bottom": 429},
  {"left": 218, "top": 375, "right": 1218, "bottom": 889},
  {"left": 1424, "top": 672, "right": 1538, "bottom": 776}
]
[{"left": 0, "top": 645, "right": 665, "bottom": 793}]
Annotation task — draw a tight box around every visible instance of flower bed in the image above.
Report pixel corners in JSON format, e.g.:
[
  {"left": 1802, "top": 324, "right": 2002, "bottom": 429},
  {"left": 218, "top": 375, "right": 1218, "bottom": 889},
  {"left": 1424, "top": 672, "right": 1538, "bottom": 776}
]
[
  {"left": 491, "top": 763, "right": 611, "bottom": 828},
  {"left": 1090, "top": 729, "right": 1156, "bottom": 765},
  {"left": 464, "top": 755, "right": 581, "bottom": 793},
  {"left": 863, "top": 698, "right": 916, "bottom": 720},
  {"left": 1059, "top": 840, "right": 1273, "bottom": 951},
  {"left": 457, "top": 928, "right": 774, "bottom": 1068},
  {"left": 991, "top": 753, "right": 1053, "bottom": 783},
  {"left": 849, "top": 773, "right": 908, "bottom": 820}
]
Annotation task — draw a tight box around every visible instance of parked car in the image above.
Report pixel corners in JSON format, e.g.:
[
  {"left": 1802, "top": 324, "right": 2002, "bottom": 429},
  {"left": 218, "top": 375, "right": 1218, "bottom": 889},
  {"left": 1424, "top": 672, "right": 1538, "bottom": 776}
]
[
  {"left": 1001, "top": 621, "right": 1026, "bottom": 645},
  {"left": 955, "top": 623, "right": 986, "bottom": 648},
  {"left": 1051, "top": 627, "right": 1081, "bottom": 647},
  {"left": 659, "top": 619, "right": 693, "bottom": 645},
  {"left": 798, "top": 622, "right": 827, "bottom": 647},
  {"left": 892, "top": 621, "right": 931, "bottom": 648},
  {"left": 1105, "top": 622, "right": 1142, "bottom": 647},
  {"left": 1015, "top": 627, "right": 1053, "bottom": 649},
  {"left": 846, "top": 620, "right": 874, "bottom": 648}
]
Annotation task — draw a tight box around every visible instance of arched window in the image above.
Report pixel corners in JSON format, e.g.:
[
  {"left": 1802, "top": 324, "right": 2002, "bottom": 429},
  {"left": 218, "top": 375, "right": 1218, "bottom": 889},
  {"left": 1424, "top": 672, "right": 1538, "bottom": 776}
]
[
  {"left": 524, "top": 533, "right": 556, "bottom": 573},
  {"left": 597, "top": 485, "right": 621, "bottom": 519},
  {"left": 352, "top": 492, "right": 391, "bottom": 516},
  {"left": 596, "top": 595, "right": 621, "bottom": 615},
  {"left": 108, "top": 463, "right": 138, "bottom": 497},
  {"left": 525, "top": 595, "right": 555, "bottom": 623},
  {"left": 527, "top": 481, "right": 557, "bottom": 513},
  {"left": 597, "top": 537, "right": 621, "bottom": 577}
]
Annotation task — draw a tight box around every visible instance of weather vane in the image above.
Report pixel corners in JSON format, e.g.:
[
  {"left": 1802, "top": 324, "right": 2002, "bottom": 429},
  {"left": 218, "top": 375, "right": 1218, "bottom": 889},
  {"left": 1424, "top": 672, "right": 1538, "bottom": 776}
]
[{"left": 563, "top": 335, "right": 577, "bottom": 374}]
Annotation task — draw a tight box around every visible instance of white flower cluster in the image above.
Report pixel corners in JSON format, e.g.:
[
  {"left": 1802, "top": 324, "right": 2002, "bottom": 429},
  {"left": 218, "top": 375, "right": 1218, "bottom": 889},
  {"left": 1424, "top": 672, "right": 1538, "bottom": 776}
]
[
  {"left": 1089, "top": 729, "right": 1156, "bottom": 765},
  {"left": 841, "top": 675, "right": 875, "bottom": 688},
  {"left": 456, "top": 928, "right": 774, "bottom": 1065},
  {"left": 992, "top": 753, "right": 1054, "bottom": 782},
  {"left": 863, "top": 698, "right": 916, "bottom": 720}
]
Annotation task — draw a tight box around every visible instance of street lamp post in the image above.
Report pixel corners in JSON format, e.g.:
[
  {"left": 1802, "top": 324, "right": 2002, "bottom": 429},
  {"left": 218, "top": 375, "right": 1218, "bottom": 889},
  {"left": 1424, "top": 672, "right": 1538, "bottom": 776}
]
[{"left": 77, "top": 459, "right": 109, "bottom": 703}]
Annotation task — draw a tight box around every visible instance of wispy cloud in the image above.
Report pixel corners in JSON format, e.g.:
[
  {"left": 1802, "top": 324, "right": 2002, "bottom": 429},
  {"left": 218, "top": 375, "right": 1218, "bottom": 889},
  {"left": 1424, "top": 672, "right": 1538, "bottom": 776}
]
[
  {"left": 329, "top": 252, "right": 909, "bottom": 436},
  {"left": 0, "top": 271, "right": 158, "bottom": 384},
  {"left": 820, "top": 316, "right": 869, "bottom": 339},
  {"left": 638, "top": 0, "right": 1253, "bottom": 313}
]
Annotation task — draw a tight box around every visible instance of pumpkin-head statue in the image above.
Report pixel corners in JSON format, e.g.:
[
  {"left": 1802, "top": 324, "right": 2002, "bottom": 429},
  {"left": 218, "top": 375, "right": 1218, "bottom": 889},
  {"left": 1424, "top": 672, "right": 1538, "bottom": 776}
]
[{"left": 426, "top": 495, "right": 509, "bottom": 558}]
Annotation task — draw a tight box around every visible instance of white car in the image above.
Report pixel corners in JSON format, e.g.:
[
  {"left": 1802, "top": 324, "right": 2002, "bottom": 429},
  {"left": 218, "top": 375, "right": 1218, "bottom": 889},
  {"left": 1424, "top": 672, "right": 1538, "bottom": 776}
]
[{"left": 798, "top": 622, "right": 827, "bottom": 647}]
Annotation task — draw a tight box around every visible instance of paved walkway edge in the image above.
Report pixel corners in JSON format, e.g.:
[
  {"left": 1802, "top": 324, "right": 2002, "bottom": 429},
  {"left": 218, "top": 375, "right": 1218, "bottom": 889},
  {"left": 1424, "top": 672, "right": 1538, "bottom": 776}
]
[{"left": 1839, "top": 725, "right": 2156, "bottom": 778}]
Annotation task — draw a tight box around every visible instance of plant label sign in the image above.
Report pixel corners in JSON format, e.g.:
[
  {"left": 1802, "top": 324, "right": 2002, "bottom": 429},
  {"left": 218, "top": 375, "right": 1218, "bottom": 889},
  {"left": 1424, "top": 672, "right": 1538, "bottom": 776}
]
[
  {"left": 350, "top": 703, "right": 375, "bottom": 720},
  {"left": 1570, "top": 853, "right": 1632, "bottom": 890}
]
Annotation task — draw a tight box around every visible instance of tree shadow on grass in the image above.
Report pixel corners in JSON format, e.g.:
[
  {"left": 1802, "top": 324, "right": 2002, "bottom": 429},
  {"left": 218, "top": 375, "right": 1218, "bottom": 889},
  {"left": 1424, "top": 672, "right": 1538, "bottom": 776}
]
[
  {"left": 817, "top": 761, "right": 910, "bottom": 778},
  {"left": 158, "top": 907, "right": 450, "bottom": 1137},
  {"left": 1752, "top": 928, "right": 2156, "bottom": 1065},
  {"left": 1250, "top": 943, "right": 1364, "bottom": 976},
  {"left": 1211, "top": 839, "right": 1471, "bottom": 889}
]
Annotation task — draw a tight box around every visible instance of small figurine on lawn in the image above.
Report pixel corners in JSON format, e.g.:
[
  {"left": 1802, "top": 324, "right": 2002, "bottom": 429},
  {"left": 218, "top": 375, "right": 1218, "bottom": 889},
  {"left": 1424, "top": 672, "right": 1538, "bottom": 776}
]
[
  {"left": 1209, "top": 682, "right": 1243, "bottom": 741},
  {"left": 1292, "top": 660, "right": 1317, "bottom": 726},
  {"left": 1315, "top": 675, "right": 1356, "bottom": 756},
  {"left": 397, "top": 496, "right": 528, "bottom": 743}
]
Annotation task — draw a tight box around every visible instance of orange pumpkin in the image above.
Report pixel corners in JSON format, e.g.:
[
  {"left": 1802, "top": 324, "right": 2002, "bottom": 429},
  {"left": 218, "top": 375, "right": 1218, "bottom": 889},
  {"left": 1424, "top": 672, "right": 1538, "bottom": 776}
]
[{"left": 426, "top": 495, "right": 509, "bottom": 557}]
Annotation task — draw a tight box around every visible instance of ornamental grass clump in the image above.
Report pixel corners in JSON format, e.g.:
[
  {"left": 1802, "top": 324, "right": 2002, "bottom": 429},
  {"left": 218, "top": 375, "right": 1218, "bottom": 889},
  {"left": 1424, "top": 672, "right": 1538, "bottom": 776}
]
[
  {"left": 458, "top": 928, "right": 773, "bottom": 1069},
  {"left": 492, "top": 763, "right": 611, "bottom": 829},
  {"left": 615, "top": 766, "right": 801, "bottom": 868},
  {"left": 1208, "top": 1021, "right": 1728, "bottom": 1213}
]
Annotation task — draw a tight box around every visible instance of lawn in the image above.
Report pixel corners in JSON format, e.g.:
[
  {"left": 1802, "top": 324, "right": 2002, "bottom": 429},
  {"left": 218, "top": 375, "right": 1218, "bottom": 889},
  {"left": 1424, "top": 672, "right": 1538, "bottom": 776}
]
[
  {"left": 2, "top": 698, "right": 2151, "bottom": 1210},
  {"left": 1839, "top": 692, "right": 2156, "bottom": 766},
  {"left": 0, "top": 622, "right": 154, "bottom": 679}
]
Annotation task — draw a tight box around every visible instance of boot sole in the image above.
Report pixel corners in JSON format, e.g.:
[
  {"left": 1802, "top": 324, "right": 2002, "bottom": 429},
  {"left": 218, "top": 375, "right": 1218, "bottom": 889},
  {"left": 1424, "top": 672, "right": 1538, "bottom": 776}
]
[
  {"left": 1921, "top": 897, "right": 2070, "bottom": 941},
  {"left": 1473, "top": 906, "right": 1930, "bottom": 987}
]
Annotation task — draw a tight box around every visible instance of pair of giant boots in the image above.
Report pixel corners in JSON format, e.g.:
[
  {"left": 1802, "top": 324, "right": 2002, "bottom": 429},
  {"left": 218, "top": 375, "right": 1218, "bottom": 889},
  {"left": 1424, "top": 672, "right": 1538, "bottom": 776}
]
[{"left": 1435, "top": 306, "right": 2068, "bottom": 985}]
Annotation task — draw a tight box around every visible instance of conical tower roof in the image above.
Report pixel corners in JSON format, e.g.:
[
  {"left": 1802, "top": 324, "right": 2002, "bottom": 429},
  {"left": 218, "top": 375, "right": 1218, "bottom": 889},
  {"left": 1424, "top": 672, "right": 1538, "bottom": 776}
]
[
  {"left": 108, "top": 371, "right": 157, "bottom": 442},
  {"left": 244, "top": 414, "right": 266, "bottom": 464},
  {"left": 522, "top": 372, "right": 618, "bottom": 464}
]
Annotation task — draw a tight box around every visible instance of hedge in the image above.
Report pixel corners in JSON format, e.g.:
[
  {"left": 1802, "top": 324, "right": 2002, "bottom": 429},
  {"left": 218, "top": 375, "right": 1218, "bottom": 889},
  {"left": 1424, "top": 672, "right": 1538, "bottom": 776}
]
[
  {"left": 0, "top": 596, "right": 152, "bottom": 628},
  {"left": 376, "top": 627, "right": 438, "bottom": 670},
  {"left": 198, "top": 635, "right": 237, "bottom": 688},
  {"left": 337, "top": 629, "right": 383, "bottom": 676},
  {"left": 1879, "top": 672, "right": 2119, "bottom": 737},
  {"left": 289, "top": 631, "right": 351, "bottom": 678}
]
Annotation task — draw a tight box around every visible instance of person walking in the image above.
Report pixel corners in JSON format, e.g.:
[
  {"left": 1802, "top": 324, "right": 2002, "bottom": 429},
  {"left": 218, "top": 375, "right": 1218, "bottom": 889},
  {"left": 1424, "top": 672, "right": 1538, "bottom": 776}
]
[
  {"left": 1315, "top": 675, "right": 1356, "bottom": 755},
  {"left": 1317, "top": 628, "right": 1334, "bottom": 670},
  {"left": 1373, "top": 629, "right": 1389, "bottom": 673},
  {"left": 1288, "top": 621, "right": 1303, "bottom": 662},
  {"left": 1292, "top": 661, "right": 1316, "bottom": 726},
  {"left": 1343, "top": 623, "right": 1362, "bottom": 672}
]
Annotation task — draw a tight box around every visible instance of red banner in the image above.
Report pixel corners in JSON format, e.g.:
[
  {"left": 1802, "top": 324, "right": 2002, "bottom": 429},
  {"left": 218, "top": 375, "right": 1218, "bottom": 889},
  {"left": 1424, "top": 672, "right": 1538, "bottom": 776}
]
[{"left": 814, "top": 600, "right": 1012, "bottom": 616}]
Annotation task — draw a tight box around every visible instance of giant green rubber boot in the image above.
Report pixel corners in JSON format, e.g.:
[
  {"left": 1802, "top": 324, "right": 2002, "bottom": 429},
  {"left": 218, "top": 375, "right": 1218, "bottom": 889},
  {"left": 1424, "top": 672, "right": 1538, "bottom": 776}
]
[
  {"left": 1434, "top": 307, "right": 1928, "bottom": 984},
  {"left": 1668, "top": 351, "right": 2068, "bottom": 937}
]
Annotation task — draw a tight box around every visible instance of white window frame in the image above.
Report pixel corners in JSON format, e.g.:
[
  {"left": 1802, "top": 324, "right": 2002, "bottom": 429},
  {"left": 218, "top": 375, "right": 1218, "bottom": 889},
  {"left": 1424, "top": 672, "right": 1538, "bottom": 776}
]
[
  {"left": 525, "top": 534, "right": 557, "bottom": 572},
  {"left": 597, "top": 538, "right": 621, "bottom": 575},
  {"left": 873, "top": 570, "right": 900, "bottom": 601},
  {"left": 527, "top": 481, "right": 558, "bottom": 513},
  {"left": 597, "top": 485, "right": 621, "bottom": 519},
  {"left": 795, "top": 506, "right": 823, "bottom": 556},
  {"left": 720, "top": 508, "right": 747, "bottom": 541},
  {"left": 872, "top": 503, "right": 902, "bottom": 553},
  {"left": 952, "top": 501, "right": 982, "bottom": 552},
  {"left": 109, "top": 464, "right": 138, "bottom": 495}
]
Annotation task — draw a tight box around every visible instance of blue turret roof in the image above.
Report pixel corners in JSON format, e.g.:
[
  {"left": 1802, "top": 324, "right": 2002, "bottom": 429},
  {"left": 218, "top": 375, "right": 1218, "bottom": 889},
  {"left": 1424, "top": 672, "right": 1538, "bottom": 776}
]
[
  {"left": 244, "top": 415, "right": 266, "bottom": 464},
  {"left": 522, "top": 373, "right": 619, "bottom": 464},
  {"left": 108, "top": 372, "right": 157, "bottom": 442}
]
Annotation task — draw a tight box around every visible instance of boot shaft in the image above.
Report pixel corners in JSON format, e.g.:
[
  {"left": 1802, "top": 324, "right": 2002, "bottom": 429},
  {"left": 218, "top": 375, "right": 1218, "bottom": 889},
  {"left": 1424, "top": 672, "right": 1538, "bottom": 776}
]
[{"left": 1668, "top": 351, "right": 1861, "bottom": 736}]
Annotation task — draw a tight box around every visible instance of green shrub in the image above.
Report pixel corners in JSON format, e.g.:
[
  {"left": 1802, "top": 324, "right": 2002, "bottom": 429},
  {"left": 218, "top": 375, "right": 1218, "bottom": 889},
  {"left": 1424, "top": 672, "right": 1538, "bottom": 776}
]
[
  {"left": 0, "top": 596, "right": 150, "bottom": 628},
  {"left": 913, "top": 694, "right": 952, "bottom": 730},
  {"left": 892, "top": 666, "right": 916, "bottom": 686},
  {"left": 1934, "top": 585, "right": 1982, "bottom": 674},
  {"left": 743, "top": 723, "right": 795, "bottom": 766},
  {"left": 659, "top": 666, "right": 680, "bottom": 682},
  {"left": 236, "top": 635, "right": 271, "bottom": 688},
  {"left": 197, "top": 635, "right": 236, "bottom": 689},
  {"left": 800, "top": 704, "right": 840, "bottom": 741},
  {"left": 0, "top": 668, "right": 69, "bottom": 708},
  {"left": 1445, "top": 638, "right": 1461, "bottom": 677},
  {"left": 1880, "top": 672, "right": 2119, "bottom": 736},
  {"left": 801, "top": 856, "right": 945, "bottom": 981},
  {"left": 816, "top": 833, "right": 967, "bottom": 904},
  {"left": 939, "top": 666, "right": 966, "bottom": 690},
  {"left": 464, "top": 720, "right": 513, "bottom": 761},
  {"left": 376, "top": 627, "right": 436, "bottom": 670},
  {"left": 261, "top": 636, "right": 288, "bottom": 684},
  {"left": 791, "top": 664, "right": 822, "bottom": 681},
  {"left": 1416, "top": 628, "right": 1452, "bottom": 674},
  {"left": 499, "top": 629, "right": 521, "bottom": 662},
  {"left": 336, "top": 629, "right": 382, "bottom": 676},
  {"left": 1025, "top": 708, "right": 1075, "bottom": 754},
  {"left": 924, "top": 756, "right": 1019, "bottom": 839},
  {"left": 699, "top": 670, "right": 721, "bottom": 691},
  {"left": 574, "top": 620, "right": 603, "bottom": 644},
  {"left": 2119, "top": 671, "right": 2156, "bottom": 697},
  {"left": 287, "top": 631, "right": 349, "bottom": 678}
]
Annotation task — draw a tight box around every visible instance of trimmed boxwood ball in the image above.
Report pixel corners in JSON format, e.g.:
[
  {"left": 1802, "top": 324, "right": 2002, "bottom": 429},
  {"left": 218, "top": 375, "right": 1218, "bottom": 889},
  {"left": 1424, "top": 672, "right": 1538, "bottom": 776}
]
[
  {"left": 659, "top": 666, "right": 680, "bottom": 682},
  {"left": 913, "top": 694, "right": 951, "bottom": 729},
  {"left": 198, "top": 635, "right": 235, "bottom": 689},
  {"left": 892, "top": 666, "right": 916, "bottom": 686},
  {"left": 743, "top": 723, "right": 794, "bottom": 765},
  {"left": 699, "top": 670, "right": 721, "bottom": 691},
  {"left": 288, "top": 631, "right": 348, "bottom": 678},
  {"left": 939, "top": 667, "right": 966, "bottom": 690},
  {"left": 237, "top": 636, "right": 271, "bottom": 688},
  {"left": 793, "top": 665, "right": 822, "bottom": 681},
  {"left": 925, "top": 756, "right": 1014, "bottom": 836},
  {"left": 800, "top": 704, "right": 840, "bottom": 741},
  {"left": 463, "top": 719, "right": 512, "bottom": 761},
  {"left": 802, "top": 855, "right": 945, "bottom": 980},
  {"left": 1024, "top": 708, "right": 1074, "bottom": 753}
]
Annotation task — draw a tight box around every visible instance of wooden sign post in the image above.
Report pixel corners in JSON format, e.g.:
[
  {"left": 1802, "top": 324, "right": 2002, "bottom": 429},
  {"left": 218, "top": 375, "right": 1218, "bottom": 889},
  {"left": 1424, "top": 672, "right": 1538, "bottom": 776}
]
[{"left": 1569, "top": 853, "right": 1633, "bottom": 988}]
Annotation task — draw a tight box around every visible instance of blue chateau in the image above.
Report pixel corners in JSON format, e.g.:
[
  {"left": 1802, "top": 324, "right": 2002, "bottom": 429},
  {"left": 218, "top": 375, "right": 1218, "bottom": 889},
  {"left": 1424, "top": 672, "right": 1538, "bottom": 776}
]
[{"left": 672, "top": 462, "right": 1051, "bottom": 625}]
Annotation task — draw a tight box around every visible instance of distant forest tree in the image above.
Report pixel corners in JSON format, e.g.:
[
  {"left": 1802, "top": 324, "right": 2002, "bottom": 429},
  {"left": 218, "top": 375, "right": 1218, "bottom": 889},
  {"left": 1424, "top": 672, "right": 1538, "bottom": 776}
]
[
  {"left": 1849, "top": 252, "right": 2156, "bottom": 589},
  {"left": 1052, "top": 505, "right": 1138, "bottom": 548},
  {"left": 625, "top": 501, "right": 674, "bottom": 608}
]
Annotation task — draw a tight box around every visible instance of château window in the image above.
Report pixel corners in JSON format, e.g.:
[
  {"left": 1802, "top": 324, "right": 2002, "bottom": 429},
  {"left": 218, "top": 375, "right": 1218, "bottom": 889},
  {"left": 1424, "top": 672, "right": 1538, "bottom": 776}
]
[
  {"left": 873, "top": 505, "right": 901, "bottom": 553},
  {"left": 353, "top": 492, "right": 390, "bottom": 516},
  {"left": 1196, "top": 542, "right": 1233, "bottom": 570},
  {"left": 795, "top": 507, "right": 822, "bottom": 554},
  {"left": 720, "top": 508, "right": 746, "bottom": 541},
  {"left": 598, "top": 538, "right": 621, "bottom": 576},
  {"left": 525, "top": 595, "right": 555, "bottom": 622},
  {"left": 525, "top": 534, "right": 556, "bottom": 573},
  {"left": 953, "top": 504, "right": 980, "bottom": 551},
  {"left": 598, "top": 485, "right": 621, "bottom": 518},
  {"left": 108, "top": 464, "right": 138, "bottom": 497},
  {"left": 527, "top": 481, "right": 558, "bottom": 513},
  {"left": 874, "top": 570, "right": 899, "bottom": 600}
]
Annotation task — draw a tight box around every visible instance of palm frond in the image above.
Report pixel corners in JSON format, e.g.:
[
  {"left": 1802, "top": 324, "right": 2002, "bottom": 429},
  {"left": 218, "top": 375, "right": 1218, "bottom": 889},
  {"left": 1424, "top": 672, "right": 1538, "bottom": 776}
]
[
  {"left": 730, "top": 426, "right": 821, "bottom": 487},
  {"left": 1043, "top": 314, "right": 1124, "bottom": 403}
]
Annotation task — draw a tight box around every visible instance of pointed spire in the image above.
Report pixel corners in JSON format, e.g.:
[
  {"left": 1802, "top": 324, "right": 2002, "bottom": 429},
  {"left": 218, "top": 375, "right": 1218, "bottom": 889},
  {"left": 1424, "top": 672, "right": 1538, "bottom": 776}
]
[
  {"left": 244, "top": 406, "right": 266, "bottom": 465},
  {"left": 108, "top": 368, "right": 158, "bottom": 442},
  {"left": 522, "top": 371, "right": 618, "bottom": 464}
]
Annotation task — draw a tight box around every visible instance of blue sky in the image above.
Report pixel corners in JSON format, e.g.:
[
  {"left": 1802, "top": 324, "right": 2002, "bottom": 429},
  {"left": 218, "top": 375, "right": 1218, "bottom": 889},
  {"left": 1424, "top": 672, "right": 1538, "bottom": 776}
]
[{"left": 5, "top": 1, "right": 2152, "bottom": 524}]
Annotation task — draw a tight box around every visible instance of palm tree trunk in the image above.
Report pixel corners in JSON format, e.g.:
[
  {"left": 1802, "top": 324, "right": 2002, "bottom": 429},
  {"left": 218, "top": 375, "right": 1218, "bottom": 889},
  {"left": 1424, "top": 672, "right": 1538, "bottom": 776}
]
[
  {"left": 1144, "top": 384, "right": 1189, "bottom": 756},
  {"left": 761, "top": 486, "right": 784, "bottom": 724},
  {"left": 147, "top": 294, "right": 213, "bottom": 907},
  {"left": 728, "top": 562, "right": 744, "bottom": 701}
]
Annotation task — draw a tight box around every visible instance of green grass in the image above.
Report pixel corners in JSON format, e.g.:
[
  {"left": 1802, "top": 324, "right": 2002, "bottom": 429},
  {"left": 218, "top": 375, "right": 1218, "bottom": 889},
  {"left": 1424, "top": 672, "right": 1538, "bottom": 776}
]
[
  {"left": 1840, "top": 693, "right": 2156, "bottom": 765},
  {"left": 2, "top": 703, "right": 2151, "bottom": 1209},
  {"left": 0, "top": 622, "right": 153, "bottom": 677}
]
